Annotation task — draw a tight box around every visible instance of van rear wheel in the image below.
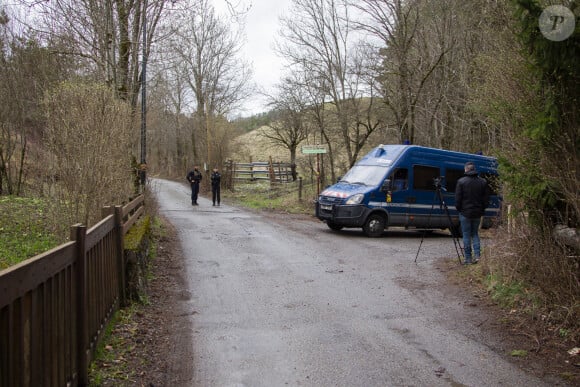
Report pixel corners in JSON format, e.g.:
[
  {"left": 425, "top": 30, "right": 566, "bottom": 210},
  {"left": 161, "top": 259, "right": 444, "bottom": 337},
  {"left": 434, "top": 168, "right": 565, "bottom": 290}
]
[{"left": 363, "top": 214, "right": 385, "bottom": 237}]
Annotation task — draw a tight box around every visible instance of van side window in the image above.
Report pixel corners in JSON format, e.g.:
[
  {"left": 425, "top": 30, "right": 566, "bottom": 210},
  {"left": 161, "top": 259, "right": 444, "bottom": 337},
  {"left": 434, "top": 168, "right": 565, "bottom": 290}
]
[
  {"left": 445, "top": 169, "right": 464, "bottom": 192},
  {"left": 391, "top": 168, "right": 408, "bottom": 191},
  {"left": 413, "top": 165, "right": 440, "bottom": 191}
]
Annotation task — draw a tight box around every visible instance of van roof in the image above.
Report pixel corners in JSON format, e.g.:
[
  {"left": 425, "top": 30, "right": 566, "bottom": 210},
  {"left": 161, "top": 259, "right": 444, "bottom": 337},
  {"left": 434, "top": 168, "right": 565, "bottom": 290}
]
[{"left": 356, "top": 144, "right": 498, "bottom": 172}]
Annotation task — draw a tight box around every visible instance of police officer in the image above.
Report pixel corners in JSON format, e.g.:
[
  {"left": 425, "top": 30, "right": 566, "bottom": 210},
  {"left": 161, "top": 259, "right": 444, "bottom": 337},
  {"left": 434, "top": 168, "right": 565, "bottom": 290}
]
[
  {"left": 186, "top": 166, "right": 202, "bottom": 205},
  {"left": 210, "top": 167, "right": 221, "bottom": 206}
]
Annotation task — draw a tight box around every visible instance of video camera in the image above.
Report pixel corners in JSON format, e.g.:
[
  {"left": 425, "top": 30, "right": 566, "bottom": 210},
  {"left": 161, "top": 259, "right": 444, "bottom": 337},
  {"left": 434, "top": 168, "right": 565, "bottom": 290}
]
[{"left": 433, "top": 176, "right": 444, "bottom": 189}]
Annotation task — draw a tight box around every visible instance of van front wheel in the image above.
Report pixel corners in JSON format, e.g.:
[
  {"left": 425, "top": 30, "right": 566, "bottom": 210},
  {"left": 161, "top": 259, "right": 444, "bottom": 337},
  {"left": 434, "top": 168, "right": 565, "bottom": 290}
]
[
  {"left": 363, "top": 214, "right": 385, "bottom": 237},
  {"left": 326, "top": 221, "right": 344, "bottom": 231}
]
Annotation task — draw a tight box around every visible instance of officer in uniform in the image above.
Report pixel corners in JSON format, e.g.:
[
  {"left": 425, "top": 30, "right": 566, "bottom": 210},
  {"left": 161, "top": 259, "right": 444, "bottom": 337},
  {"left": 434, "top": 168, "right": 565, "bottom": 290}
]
[
  {"left": 210, "top": 167, "right": 221, "bottom": 206},
  {"left": 186, "top": 166, "right": 202, "bottom": 205}
]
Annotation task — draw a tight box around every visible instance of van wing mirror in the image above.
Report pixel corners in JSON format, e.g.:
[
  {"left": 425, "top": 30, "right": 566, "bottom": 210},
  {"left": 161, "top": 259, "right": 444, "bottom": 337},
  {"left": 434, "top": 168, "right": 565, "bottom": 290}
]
[{"left": 381, "top": 179, "right": 392, "bottom": 192}]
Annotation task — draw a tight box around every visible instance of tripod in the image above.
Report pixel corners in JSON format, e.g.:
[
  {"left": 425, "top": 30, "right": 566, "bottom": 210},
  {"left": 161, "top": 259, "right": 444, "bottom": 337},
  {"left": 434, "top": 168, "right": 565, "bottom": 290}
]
[{"left": 414, "top": 179, "right": 464, "bottom": 264}]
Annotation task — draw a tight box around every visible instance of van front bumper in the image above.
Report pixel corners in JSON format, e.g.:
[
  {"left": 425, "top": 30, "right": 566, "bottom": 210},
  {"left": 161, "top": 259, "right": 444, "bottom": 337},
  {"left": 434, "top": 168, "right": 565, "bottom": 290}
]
[{"left": 315, "top": 201, "right": 369, "bottom": 227}]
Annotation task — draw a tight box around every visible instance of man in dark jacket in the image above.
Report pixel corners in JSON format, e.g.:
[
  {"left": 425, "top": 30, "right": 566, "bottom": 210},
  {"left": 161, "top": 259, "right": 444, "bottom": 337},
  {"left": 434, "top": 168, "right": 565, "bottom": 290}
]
[
  {"left": 210, "top": 167, "right": 221, "bottom": 206},
  {"left": 186, "top": 166, "right": 202, "bottom": 205},
  {"left": 455, "top": 162, "right": 490, "bottom": 265}
]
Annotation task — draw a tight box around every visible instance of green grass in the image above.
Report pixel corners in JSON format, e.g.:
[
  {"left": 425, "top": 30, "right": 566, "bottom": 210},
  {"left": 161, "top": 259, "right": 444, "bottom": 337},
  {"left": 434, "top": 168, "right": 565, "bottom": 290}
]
[
  {"left": 88, "top": 306, "right": 137, "bottom": 386},
  {"left": 227, "top": 180, "right": 317, "bottom": 215},
  {"left": 509, "top": 349, "right": 528, "bottom": 357},
  {"left": 0, "top": 196, "right": 59, "bottom": 270},
  {"left": 485, "top": 273, "right": 540, "bottom": 310}
]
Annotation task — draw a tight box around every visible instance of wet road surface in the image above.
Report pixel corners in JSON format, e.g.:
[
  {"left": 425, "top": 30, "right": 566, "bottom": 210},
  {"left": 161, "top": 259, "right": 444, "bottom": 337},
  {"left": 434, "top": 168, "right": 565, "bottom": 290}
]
[{"left": 152, "top": 178, "right": 552, "bottom": 387}]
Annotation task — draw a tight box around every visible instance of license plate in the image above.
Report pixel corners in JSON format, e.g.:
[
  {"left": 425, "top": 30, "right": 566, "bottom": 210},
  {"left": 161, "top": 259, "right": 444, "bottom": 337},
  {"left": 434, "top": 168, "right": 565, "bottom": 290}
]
[{"left": 321, "top": 204, "right": 332, "bottom": 211}]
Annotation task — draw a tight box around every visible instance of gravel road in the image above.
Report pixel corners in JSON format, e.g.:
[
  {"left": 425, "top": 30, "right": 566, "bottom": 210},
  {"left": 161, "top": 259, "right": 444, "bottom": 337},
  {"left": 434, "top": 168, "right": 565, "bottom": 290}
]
[{"left": 152, "top": 178, "right": 553, "bottom": 387}]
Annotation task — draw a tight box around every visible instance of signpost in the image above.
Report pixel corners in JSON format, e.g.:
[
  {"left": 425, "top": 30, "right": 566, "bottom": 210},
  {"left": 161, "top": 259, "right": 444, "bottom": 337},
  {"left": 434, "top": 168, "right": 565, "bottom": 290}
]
[
  {"left": 301, "top": 145, "right": 327, "bottom": 154},
  {"left": 301, "top": 145, "right": 328, "bottom": 196}
]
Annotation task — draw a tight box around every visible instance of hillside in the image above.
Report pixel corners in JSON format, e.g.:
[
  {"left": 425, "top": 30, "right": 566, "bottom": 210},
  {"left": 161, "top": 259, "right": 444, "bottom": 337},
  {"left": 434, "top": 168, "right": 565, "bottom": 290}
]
[
  {"left": 229, "top": 123, "right": 390, "bottom": 180},
  {"left": 230, "top": 125, "right": 301, "bottom": 163}
]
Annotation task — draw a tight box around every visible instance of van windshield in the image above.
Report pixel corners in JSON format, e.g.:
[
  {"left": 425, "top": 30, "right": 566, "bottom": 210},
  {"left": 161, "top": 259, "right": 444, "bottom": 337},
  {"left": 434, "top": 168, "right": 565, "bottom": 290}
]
[{"left": 339, "top": 165, "right": 388, "bottom": 186}]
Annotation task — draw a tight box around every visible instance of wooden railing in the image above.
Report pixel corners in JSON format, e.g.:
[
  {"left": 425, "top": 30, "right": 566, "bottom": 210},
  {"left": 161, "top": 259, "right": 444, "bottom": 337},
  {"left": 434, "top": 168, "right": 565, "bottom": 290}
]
[{"left": 0, "top": 195, "right": 145, "bottom": 387}]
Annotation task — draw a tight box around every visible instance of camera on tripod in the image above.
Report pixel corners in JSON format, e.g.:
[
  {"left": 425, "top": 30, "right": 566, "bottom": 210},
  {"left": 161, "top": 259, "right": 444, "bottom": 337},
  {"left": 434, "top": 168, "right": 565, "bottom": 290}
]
[
  {"left": 415, "top": 174, "right": 464, "bottom": 263},
  {"left": 432, "top": 176, "right": 445, "bottom": 189}
]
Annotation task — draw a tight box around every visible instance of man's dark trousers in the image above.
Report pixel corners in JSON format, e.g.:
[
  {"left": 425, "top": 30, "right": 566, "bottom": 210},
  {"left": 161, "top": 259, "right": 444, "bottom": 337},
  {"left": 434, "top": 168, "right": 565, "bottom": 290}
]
[
  {"left": 191, "top": 182, "right": 200, "bottom": 204},
  {"left": 212, "top": 186, "right": 220, "bottom": 205}
]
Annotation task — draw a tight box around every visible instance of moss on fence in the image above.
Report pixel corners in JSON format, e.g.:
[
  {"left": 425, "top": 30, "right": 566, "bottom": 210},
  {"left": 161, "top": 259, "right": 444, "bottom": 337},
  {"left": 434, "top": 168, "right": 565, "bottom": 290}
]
[
  {"left": 124, "top": 215, "right": 151, "bottom": 251},
  {"left": 124, "top": 215, "right": 152, "bottom": 303}
]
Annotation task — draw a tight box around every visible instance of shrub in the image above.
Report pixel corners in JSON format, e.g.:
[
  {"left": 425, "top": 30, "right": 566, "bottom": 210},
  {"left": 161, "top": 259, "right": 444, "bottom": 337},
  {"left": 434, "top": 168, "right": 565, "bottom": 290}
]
[{"left": 43, "top": 81, "right": 135, "bottom": 238}]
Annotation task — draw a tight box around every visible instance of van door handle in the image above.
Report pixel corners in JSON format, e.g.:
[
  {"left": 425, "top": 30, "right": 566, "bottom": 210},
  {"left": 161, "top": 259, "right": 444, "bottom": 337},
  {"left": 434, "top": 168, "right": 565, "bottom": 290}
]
[{"left": 406, "top": 197, "right": 416, "bottom": 204}]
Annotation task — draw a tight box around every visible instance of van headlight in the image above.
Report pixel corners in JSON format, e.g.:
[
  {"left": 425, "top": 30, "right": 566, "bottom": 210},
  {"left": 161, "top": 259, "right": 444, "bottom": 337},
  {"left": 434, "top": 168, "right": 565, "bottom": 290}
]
[{"left": 346, "top": 193, "right": 364, "bottom": 205}]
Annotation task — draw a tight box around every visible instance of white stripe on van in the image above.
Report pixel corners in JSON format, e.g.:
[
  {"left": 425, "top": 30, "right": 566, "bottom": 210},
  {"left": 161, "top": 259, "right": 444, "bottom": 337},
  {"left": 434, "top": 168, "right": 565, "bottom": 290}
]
[{"left": 368, "top": 201, "right": 501, "bottom": 214}]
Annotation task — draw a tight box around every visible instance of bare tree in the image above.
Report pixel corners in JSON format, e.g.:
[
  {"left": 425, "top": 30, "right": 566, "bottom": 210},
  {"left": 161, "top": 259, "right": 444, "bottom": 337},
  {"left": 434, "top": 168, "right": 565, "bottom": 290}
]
[
  {"left": 18, "top": 0, "right": 171, "bottom": 110},
  {"left": 278, "top": 0, "right": 383, "bottom": 172},
  {"left": 0, "top": 9, "right": 25, "bottom": 196},
  {"left": 346, "top": 43, "right": 388, "bottom": 161},
  {"left": 278, "top": 0, "right": 353, "bottom": 161},
  {"left": 261, "top": 76, "right": 311, "bottom": 180},
  {"left": 146, "top": 58, "right": 197, "bottom": 175},
  {"left": 294, "top": 67, "right": 337, "bottom": 185},
  {"left": 351, "top": 0, "right": 449, "bottom": 145},
  {"left": 171, "top": 0, "right": 252, "bottom": 168},
  {"left": 0, "top": 8, "right": 71, "bottom": 195}
]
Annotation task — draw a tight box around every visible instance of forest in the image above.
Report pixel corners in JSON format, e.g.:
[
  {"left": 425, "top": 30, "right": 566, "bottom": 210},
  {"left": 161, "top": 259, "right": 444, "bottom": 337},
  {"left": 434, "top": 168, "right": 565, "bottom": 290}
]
[{"left": 0, "top": 0, "right": 578, "bottom": 348}]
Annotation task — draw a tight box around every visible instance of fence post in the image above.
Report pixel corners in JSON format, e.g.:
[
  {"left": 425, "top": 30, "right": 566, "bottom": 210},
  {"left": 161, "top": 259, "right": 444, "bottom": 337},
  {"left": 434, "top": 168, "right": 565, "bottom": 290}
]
[
  {"left": 231, "top": 161, "right": 235, "bottom": 191},
  {"left": 70, "top": 223, "right": 88, "bottom": 386},
  {"left": 268, "top": 156, "right": 275, "bottom": 182},
  {"left": 298, "top": 177, "right": 303, "bottom": 201},
  {"left": 114, "top": 205, "right": 126, "bottom": 307},
  {"left": 276, "top": 162, "right": 282, "bottom": 182},
  {"left": 225, "top": 161, "right": 230, "bottom": 190},
  {"left": 101, "top": 206, "right": 112, "bottom": 218}
]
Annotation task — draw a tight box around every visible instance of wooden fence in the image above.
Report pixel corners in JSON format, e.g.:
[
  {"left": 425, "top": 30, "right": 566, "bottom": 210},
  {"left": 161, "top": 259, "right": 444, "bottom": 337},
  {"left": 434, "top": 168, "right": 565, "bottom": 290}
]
[
  {"left": 224, "top": 158, "right": 295, "bottom": 189},
  {"left": 0, "top": 195, "right": 145, "bottom": 387}
]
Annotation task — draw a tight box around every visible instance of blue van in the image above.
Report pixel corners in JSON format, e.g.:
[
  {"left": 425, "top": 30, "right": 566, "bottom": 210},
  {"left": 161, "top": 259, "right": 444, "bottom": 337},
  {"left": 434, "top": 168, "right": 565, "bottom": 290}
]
[{"left": 315, "top": 144, "right": 501, "bottom": 237}]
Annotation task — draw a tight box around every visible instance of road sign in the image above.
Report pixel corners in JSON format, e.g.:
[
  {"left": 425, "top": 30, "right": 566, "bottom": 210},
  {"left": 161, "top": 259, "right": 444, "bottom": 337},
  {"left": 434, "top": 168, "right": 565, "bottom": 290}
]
[{"left": 301, "top": 145, "right": 327, "bottom": 154}]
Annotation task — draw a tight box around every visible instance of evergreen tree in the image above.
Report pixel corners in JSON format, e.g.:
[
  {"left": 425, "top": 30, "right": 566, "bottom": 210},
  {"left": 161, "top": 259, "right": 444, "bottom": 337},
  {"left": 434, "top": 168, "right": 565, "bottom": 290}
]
[{"left": 501, "top": 0, "right": 579, "bottom": 227}]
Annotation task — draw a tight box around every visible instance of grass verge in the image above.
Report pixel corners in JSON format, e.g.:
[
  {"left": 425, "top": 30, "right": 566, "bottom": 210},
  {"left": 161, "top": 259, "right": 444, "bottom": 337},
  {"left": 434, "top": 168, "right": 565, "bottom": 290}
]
[
  {"left": 0, "top": 196, "right": 59, "bottom": 270},
  {"left": 88, "top": 306, "right": 138, "bottom": 386},
  {"left": 225, "top": 180, "right": 317, "bottom": 215},
  {"left": 88, "top": 216, "right": 163, "bottom": 386}
]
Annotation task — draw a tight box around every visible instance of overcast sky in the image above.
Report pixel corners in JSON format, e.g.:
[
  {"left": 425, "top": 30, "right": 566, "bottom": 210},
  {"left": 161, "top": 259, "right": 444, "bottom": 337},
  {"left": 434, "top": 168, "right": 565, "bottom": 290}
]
[{"left": 213, "top": 0, "right": 293, "bottom": 117}]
